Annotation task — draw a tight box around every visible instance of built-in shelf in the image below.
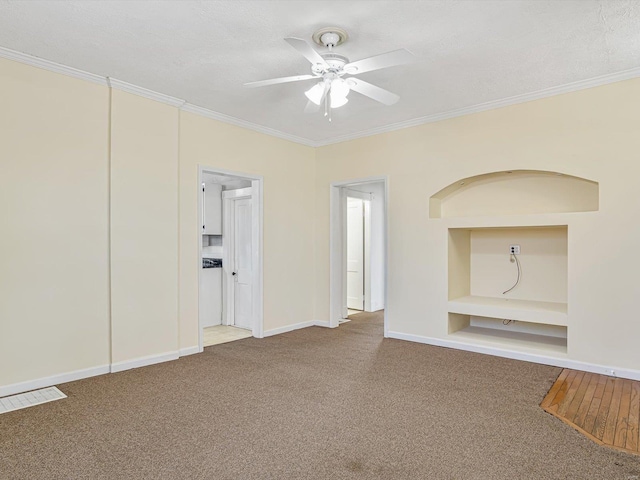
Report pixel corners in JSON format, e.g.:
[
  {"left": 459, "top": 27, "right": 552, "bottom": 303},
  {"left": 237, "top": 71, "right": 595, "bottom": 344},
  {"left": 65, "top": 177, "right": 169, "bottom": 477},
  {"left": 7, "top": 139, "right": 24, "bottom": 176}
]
[
  {"left": 449, "top": 324, "right": 568, "bottom": 356},
  {"left": 447, "top": 223, "right": 569, "bottom": 357},
  {"left": 448, "top": 295, "right": 567, "bottom": 326}
]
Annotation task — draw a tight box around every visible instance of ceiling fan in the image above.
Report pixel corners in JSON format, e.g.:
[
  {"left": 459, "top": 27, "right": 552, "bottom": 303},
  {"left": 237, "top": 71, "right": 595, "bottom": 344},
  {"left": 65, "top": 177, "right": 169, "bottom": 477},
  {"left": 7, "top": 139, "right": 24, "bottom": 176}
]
[{"left": 244, "top": 27, "right": 416, "bottom": 120}]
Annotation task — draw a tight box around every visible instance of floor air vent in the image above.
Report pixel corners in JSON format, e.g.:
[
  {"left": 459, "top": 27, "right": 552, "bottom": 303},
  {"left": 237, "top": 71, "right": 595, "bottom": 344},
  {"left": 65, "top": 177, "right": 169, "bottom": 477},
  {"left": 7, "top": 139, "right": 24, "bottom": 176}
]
[{"left": 0, "top": 386, "right": 66, "bottom": 414}]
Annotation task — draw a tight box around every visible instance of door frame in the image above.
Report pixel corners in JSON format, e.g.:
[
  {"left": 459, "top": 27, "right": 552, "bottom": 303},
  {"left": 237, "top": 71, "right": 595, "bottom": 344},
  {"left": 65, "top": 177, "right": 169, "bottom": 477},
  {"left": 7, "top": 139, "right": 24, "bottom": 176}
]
[
  {"left": 329, "top": 176, "right": 388, "bottom": 335},
  {"left": 222, "top": 187, "right": 253, "bottom": 329},
  {"left": 197, "top": 166, "right": 264, "bottom": 353}
]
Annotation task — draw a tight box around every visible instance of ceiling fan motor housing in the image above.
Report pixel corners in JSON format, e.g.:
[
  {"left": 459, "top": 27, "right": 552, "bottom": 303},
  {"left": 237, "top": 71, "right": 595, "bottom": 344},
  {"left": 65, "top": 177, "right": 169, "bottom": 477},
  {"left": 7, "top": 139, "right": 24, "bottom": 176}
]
[{"left": 311, "top": 53, "right": 349, "bottom": 76}]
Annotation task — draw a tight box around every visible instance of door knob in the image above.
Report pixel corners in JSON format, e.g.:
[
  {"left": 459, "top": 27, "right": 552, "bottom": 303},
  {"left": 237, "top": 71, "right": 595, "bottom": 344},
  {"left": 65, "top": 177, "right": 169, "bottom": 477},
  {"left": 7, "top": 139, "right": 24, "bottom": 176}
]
[{"left": 232, "top": 272, "right": 237, "bottom": 276}]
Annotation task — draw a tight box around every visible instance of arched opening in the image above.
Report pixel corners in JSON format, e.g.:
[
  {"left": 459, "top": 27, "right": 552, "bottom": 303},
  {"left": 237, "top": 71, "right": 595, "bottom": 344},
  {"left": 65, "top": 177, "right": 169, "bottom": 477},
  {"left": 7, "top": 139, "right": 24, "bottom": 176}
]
[{"left": 429, "top": 170, "right": 599, "bottom": 218}]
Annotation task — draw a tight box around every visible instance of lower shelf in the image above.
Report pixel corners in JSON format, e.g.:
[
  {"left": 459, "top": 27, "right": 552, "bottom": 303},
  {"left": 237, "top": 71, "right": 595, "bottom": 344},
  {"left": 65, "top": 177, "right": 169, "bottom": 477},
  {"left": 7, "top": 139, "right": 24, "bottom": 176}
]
[
  {"left": 448, "top": 295, "right": 567, "bottom": 326},
  {"left": 449, "top": 313, "right": 567, "bottom": 355}
]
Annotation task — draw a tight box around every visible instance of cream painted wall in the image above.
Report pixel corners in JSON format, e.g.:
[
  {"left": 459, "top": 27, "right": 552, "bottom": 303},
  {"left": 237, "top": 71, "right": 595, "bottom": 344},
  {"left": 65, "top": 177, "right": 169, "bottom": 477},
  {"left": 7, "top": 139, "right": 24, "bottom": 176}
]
[
  {"left": 2, "top": 54, "right": 640, "bottom": 392},
  {"left": 178, "top": 112, "right": 316, "bottom": 350},
  {"left": 470, "top": 227, "right": 567, "bottom": 303},
  {"left": 110, "top": 90, "right": 179, "bottom": 365},
  {"left": 0, "top": 59, "right": 110, "bottom": 386},
  {"left": 0, "top": 57, "right": 316, "bottom": 392},
  {"left": 315, "top": 78, "right": 640, "bottom": 370}
]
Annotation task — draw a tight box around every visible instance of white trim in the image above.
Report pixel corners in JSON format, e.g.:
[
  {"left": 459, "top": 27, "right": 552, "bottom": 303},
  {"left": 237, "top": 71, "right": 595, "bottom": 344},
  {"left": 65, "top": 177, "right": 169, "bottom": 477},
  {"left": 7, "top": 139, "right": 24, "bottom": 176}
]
[
  {"left": 180, "top": 104, "right": 316, "bottom": 147},
  {"left": 107, "top": 78, "right": 186, "bottom": 107},
  {"left": 179, "top": 346, "right": 200, "bottom": 357},
  {"left": 363, "top": 198, "right": 372, "bottom": 312},
  {"left": 315, "top": 66, "right": 640, "bottom": 146},
  {"left": 251, "top": 178, "right": 264, "bottom": 339},
  {"left": 3, "top": 45, "right": 639, "bottom": 148},
  {"left": 222, "top": 187, "right": 253, "bottom": 199},
  {"left": 313, "top": 320, "right": 335, "bottom": 328},
  {"left": 0, "top": 46, "right": 312, "bottom": 145},
  {"left": 263, "top": 320, "right": 316, "bottom": 337},
  {"left": 0, "top": 45, "right": 108, "bottom": 86},
  {"left": 330, "top": 176, "right": 389, "bottom": 334},
  {"left": 110, "top": 351, "right": 179, "bottom": 373},
  {"left": 386, "top": 331, "right": 640, "bottom": 382},
  {"left": 0, "top": 364, "right": 110, "bottom": 398},
  {"left": 344, "top": 189, "right": 372, "bottom": 201}
]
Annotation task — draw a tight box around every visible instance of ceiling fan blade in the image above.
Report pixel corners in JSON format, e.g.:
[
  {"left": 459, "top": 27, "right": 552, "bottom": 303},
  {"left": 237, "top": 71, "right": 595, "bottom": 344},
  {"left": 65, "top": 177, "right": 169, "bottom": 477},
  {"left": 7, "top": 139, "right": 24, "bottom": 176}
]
[
  {"left": 244, "top": 74, "right": 316, "bottom": 88},
  {"left": 344, "top": 49, "right": 416, "bottom": 75},
  {"left": 304, "top": 100, "right": 320, "bottom": 114},
  {"left": 348, "top": 79, "right": 400, "bottom": 106},
  {"left": 284, "top": 37, "right": 328, "bottom": 67}
]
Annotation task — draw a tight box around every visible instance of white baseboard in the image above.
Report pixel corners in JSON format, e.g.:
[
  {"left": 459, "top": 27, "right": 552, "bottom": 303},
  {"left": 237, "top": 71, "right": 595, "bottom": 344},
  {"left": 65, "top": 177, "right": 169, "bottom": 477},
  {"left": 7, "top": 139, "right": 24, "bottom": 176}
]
[
  {"left": 263, "top": 320, "right": 316, "bottom": 337},
  {"left": 313, "top": 320, "right": 338, "bottom": 328},
  {"left": 179, "top": 346, "right": 200, "bottom": 357},
  {"left": 0, "top": 364, "right": 110, "bottom": 398},
  {"left": 386, "top": 331, "right": 640, "bottom": 382},
  {"left": 110, "top": 351, "right": 179, "bottom": 373}
]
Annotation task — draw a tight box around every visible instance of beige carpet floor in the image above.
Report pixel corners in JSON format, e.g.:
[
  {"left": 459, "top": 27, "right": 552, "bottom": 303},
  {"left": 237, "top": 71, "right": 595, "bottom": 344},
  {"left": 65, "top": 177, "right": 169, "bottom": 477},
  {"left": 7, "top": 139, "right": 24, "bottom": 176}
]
[{"left": 2, "top": 311, "right": 639, "bottom": 479}]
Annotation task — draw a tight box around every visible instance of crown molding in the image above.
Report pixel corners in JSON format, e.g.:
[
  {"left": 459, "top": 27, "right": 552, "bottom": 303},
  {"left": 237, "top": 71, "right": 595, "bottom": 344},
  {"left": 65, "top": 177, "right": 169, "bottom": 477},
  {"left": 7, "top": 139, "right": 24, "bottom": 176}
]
[
  {"left": 314, "top": 66, "right": 640, "bottom": 147},
  {"left": 0, "top": 45, "right": 108, "bottom": 86},
  {"left": 0, "top": 45, "right": 315, "bottom": 145},
  {"left": 180, "top": 103, "right": 317, "bottom": 147},
  {"left": 107, "top": 77, "right": 186, "bottom": 108},
  {"left": 2, "top": 44, "right": 639, "bottom": 148}
]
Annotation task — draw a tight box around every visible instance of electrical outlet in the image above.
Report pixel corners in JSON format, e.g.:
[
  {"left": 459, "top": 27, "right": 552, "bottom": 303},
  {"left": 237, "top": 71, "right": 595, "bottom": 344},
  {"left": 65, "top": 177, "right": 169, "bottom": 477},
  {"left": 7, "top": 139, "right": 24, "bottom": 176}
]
[{"left": 509, "top": 245, "right": 520, "bottom": 255}]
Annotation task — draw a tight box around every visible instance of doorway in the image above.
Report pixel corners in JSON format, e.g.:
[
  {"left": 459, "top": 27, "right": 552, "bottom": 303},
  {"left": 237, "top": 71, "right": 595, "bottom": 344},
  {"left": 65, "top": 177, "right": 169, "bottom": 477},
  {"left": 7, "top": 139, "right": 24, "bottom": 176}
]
[
  {"left": 346, "top": 196, "right": 366, "bottom": 312},
  {"left": 330, "top": 177, "right": 388, "bottom": 333},
  {"left": 198, "top": 167, "right": 264, "bottom": 351}
]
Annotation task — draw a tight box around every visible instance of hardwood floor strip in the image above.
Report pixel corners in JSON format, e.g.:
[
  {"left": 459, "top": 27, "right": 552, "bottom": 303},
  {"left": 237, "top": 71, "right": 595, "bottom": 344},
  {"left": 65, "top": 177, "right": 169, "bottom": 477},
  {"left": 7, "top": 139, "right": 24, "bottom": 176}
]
[
  {"left": 602, "top": 378, "right": 625, "bottom": 445},
  {"left": 540, "top": 369, "right": 569, "bottom": 409},
  {"left": 542, "top": 369, "right": 640, "bottom": 457},
  {"left": 566, "top": 373, "right": 593, "bottom": 424},
  {"left": 557, "top": 371, "right": 585, "bottom": 417},
  {"left": 573, "top": 373, "right": 599, "bottom": 428},
  {"left": 593, "top": 377, "right": 616, "bottom": 440},
  {"left": 626, "top": 381, "right": 640, "bottom": 453},
  {"left": 547, "top": 369, "right": 577, "bottom": 413},
  {"left": 583, "top": 375, "right": 608, "bottom": 434},
  {"left": 614, "top": 380, "right": 633, "bottom": 448}
]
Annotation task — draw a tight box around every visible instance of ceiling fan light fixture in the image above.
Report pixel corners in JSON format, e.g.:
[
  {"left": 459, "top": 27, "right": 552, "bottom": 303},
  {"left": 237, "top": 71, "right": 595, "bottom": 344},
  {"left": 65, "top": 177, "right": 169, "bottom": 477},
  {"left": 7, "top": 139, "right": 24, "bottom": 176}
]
[
  {"left": 331, "top": 78, "right": 350, "bottom": 97},
  {"left": 330, "top": 93, "right": 348, "bottom": 109},
  {"left": 305, "top": 82, "right": 326, "bottom": 105},
  {"left": 329, "top": 78, "right": 350, "bottom": 108}
]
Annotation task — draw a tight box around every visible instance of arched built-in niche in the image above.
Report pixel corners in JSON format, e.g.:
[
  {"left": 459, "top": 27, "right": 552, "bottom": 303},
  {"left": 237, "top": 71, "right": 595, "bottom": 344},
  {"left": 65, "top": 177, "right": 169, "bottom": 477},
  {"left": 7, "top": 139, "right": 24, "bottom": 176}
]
[{"left": 429, "top": 170, "right": 599, "bottom": 218}]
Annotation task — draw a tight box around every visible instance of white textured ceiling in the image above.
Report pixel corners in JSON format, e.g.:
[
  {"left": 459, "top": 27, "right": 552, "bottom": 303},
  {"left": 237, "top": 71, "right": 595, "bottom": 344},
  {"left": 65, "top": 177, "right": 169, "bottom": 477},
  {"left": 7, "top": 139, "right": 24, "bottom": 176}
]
[{"left": 0, "top": 0, "right": 639, "bottom": 144}]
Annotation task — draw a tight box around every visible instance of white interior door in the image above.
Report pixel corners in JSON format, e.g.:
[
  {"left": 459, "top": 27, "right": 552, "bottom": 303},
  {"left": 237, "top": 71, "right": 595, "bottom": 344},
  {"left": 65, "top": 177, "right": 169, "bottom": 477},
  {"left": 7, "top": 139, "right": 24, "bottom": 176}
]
[
  {"left": 233, "top": 198, "right": 253, "bottom": 329},
  {"left": 347, "top": 197, "right": 364, "bottom": 310}
]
